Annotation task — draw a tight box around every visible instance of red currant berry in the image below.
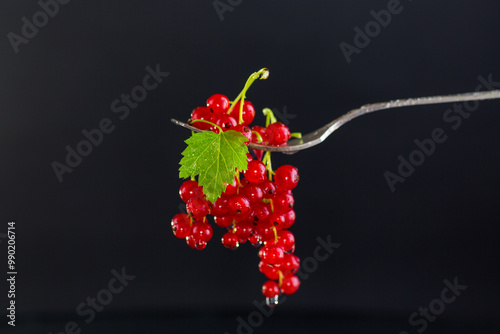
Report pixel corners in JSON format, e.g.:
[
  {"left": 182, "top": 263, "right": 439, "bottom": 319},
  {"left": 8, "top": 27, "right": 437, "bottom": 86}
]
[
  {"left": 186, "top": 197, "right": 209, "bottom": 219},
  {"left": 232, "top": 100, "right": 255, "bottom": 125},
  {"left": 255, "top": 222, "right": 275, "bottom": 242},
  {"left": 221, "top": 232, "right": 239, "bottom": 250},
  {"left": 233, "top": 221, "right": 253, "bottom": 243},
  {"left": 206, "top": 94, "right": 230, "bottom": 114},
  {"left": 260, "top": 244, "right": 285, "bottom": 265},
  {"left": 185, "top": 234, "right": 207, "bottom": 250},
  {"left": 276, "top": 230, "right": 295, "bottom": 252},
  {"left": 171, "top": 213, "right": 192, "bottom": 239},
  {"left": 214, "top": 215, "right": 233, "bottom": 228},
  {"left": 260, "top": 180, "right": 276, "bottom": 199},
  {"left": 233, "top": 125, "right": 252, "bottom": 142},
  {"left": 281, "top": 254, "right": 300, "bottom": 275},
  {"left": 253, "top": 202, "right": 271, "bottom": 222},
  {"left": 269, "top": 212, "right": 286, "bottom": 229},
  {"left": 223, "top": 177, "right": 238, "bottom": 196},
  {"left": 273, "top": 192, "right": 294, "bottom": 212},
  {"left": 262, "top": 280, "right": 280, "bottom": 298},
  {"left": 210, "top": 196, "right": 228, "bottom": 216},
  {"left": 248, "top": 232, "right": 262, "bottom": 246},
  {"left": 191, "top": 221, "right": 213, "bottom": 242},
  {"left": 266, "top": 122, "right": 291, "bottom": 145},
  {"left": 274, "top": 165, "right": 299, "bottom": 190},
  {"left": 190, "top": 106, "right": 214, "bottom": 130},
  {"left": 215, "top": 115, "right": 237, "bottom": 131},
  {"left": 242, "top": 184, "right": 264, "bottom": 203},
  {"left": 244, "top": 160, "right": 267, "bottom": 184},
  {"left": 280, "top": 275, "right": 300, "bottom": 295},
  {"left": 228, "top": 195, "right": 251, "bottom": 216},
  {"left": 259, "top": 261, "right": 281, "bottom": 280},
  {"left": 282, "top": 210, "right": 296, "bottom": 229},
  {"left": 179, "top": 180, "right": 203, "bottom": 203}
]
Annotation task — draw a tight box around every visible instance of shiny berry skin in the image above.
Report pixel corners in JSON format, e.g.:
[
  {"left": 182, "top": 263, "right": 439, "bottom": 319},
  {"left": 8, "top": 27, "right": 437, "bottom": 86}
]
[
  {"left": 273, "top": 192, "right": 294, "bottom": 212},
  {"left": 214, "top": 215, "right": 233, "bottom": 228},
  {"left": 233, "top": 221, "right": 253, "bottom": 243},
  {"left": 215, "top": 115, "right": 237, "bottom": 131},
  {"left": 244, "top": 160, "right": 267, "bottom": 184},
  {"left": 242, "top": 184, "right": 264, "bottom": 203},
  {"left": 190, "top": 106, "right": 214, "bottom": 130},
  {"left": 255, "top": 222, "right": 275, "bottom": 242},
  {"left": 274, "top": 165, "right": 299, "bottom": 190},
  {"left": 266, "top": 122, "right": 291, "bottom": 145},
  {"left": 171, "top": 213, "right": 192, "bottom": 239},
  {"left": 221, "top": 232, "right": 239, "bottom": 249},
  {"left": 191, "top": 221, "right": 213, "bottom": 242},
  {"left": 223, "top": 177, "right": 238, "bottom": 196},
  {"left": 179, "top": 180, "right": 203, "bottom": 203},
  {"left": 282, "top": 210, "right": 296, "bottom": 229},
  {"left": 186, "top": 234, "right": 207, "bottom": 250},
  {"left": 281, "top": 254, "right": 300, "bottom": 275},
  {"left": 210, "top": 196, "right": 228, "bottom": 216},
  {"left": 232, "top": 100, "right": 255, "bottom": 125},
  {"left": 233, "top": 124, "right": 252, "bottom": 142},
  {"left": 253, "top": 202, "right": 271, "bottom": 222},
  {"left": 186, "top": 197, "right": 209, "bottom": 219},
  {"left": 280, "top": 275, "right": 300, "bottom": 295},
  {"left": 276, "top": 230, "right": 295, "bottom": 252},
  {"left": 228, "top": 195, "right": 251, "bottom": 216},
  {"left": 207, "top": 94, "right": 230, "bottom": 114},
  {"left": 260, "top": 244, "right": 285, "bottom": 265},
  {"left": 259, "top": 261, "right": 280, "bottom": 280},
  {"left": 248, "top": 233, "right": 261, "bottom": 246},
  {"left": 269, "top": 212, "right": 286, "bottom": 229},
  {"left": 262, "top": 280, "right": 280, "bottom": 298},
  {"left": 260, "top": 180, "right": 276, "bottom": 199}
]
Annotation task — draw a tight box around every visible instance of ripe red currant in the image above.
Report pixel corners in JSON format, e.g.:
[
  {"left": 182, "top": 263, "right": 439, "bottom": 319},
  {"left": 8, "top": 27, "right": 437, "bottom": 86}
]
[
  {"left": 280, "top": 275, "right": 300, "bottom": 295},
  {"left": 274, "top": 165, "right": 299, "bottom": 190},
  {"left": 171, "top": 213, "right": 192, "bottom": 239},
  {"left": 190, "top": 106, "right": 214, "bottom": 130},
  {"left": 266, "top": 122, "right": 291, "bottom": 145},
  {"left": 232, "top": 100, "right": 256, "bottom": 125},
  {"left": 206, "top": 94, "right": 230, "bottom": 114},
  {"left": 262, "top": 280, "right": 280, "bottom": 298},
  {"left": 244, "top": 160, "right": 267, "bottom": 184},
  {"left": 179, "top": 180, "right": 203, "bottom": 203}
]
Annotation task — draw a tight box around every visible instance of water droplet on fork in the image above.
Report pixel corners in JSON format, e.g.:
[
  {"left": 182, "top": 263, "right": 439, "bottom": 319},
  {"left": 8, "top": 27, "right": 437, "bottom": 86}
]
[{"left": 265, "top": 296, "right": 279, "bottom": 307}]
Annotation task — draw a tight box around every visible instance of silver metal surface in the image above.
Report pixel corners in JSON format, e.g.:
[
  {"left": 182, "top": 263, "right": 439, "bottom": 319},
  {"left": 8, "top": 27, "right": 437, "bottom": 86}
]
[{"left": 172, "top": 90, "right": 500, "bottom": 154}]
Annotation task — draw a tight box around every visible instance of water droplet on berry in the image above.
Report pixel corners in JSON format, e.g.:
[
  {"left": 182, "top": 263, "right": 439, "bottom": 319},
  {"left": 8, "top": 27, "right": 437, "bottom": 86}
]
[{"left": 265, "top": 296, "right": 279, "bottom": 307}]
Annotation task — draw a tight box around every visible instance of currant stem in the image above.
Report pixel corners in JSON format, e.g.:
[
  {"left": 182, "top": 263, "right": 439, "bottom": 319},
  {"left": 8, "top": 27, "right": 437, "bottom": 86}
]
[
  {"left": 251, "top": 130, "right": 264, "bottom": 144},
  {"left": 262, "top": 108, "right": 277, "bottom": 127},
  {"left": 227, "top": 68, "right": 270, "bottom": 123},
  {"left": 189, "top": 119, "right": 222, "bottom": 133},
  {"left": 290, "top": 132, "right": 302, "bottom": 139}
]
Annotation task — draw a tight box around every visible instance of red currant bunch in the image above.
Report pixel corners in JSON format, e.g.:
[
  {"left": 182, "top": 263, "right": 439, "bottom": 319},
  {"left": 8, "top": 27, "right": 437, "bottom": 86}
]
[{"left": 171, "top": 69, "right": 302, "bottom": 305}]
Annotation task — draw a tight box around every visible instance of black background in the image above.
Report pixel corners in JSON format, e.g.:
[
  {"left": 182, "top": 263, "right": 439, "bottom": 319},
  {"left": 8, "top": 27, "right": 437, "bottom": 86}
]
[{"left": 1, "top": 1, "right": 500, "bottom": 333}]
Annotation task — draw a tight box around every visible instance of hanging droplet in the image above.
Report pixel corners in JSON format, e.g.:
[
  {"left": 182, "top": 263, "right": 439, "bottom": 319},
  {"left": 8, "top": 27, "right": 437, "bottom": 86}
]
[{"left": 265, "top": 296, "right": 279, "bottom": 307}]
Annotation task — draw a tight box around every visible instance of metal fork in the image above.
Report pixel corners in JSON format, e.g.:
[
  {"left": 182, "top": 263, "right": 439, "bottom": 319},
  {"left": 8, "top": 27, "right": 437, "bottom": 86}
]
[{"left": 171, "top": 90, "right": 500, "bottom": 154}]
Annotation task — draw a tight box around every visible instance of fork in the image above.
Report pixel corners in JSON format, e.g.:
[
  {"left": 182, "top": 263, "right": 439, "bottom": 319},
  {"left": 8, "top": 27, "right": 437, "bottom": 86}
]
[{"left": 171, "top": 89, "right": 500, "bottom": 154}]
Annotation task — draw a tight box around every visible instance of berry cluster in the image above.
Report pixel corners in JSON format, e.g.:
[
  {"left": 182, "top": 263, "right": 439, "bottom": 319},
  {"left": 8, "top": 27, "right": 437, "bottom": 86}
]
[{"left": 172, "top": 70, "right": 301, "bottom": 305}]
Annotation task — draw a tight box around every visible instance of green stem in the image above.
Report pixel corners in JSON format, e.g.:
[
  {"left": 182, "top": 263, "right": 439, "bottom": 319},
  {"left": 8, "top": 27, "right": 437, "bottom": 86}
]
[
  {"left": 190, "top": 119, "right": 222, "bottom": 133},
  {"left": 251, "top": 130, "right": 263, "bottom": 143},
  {"left": 290, "top": 132, "right": 302, "bottom": 139},
  {"left": 262, "top": 108, "right": 277, "bottom": 127},
  {"left": 227, "top": 68, "right": 270, "bottom": 124}
]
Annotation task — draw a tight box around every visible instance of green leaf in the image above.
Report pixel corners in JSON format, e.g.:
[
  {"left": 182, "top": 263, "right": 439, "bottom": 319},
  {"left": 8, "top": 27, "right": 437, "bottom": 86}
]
[{"left": 179, "top": 130, "right": 249, "bottom": 203}]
